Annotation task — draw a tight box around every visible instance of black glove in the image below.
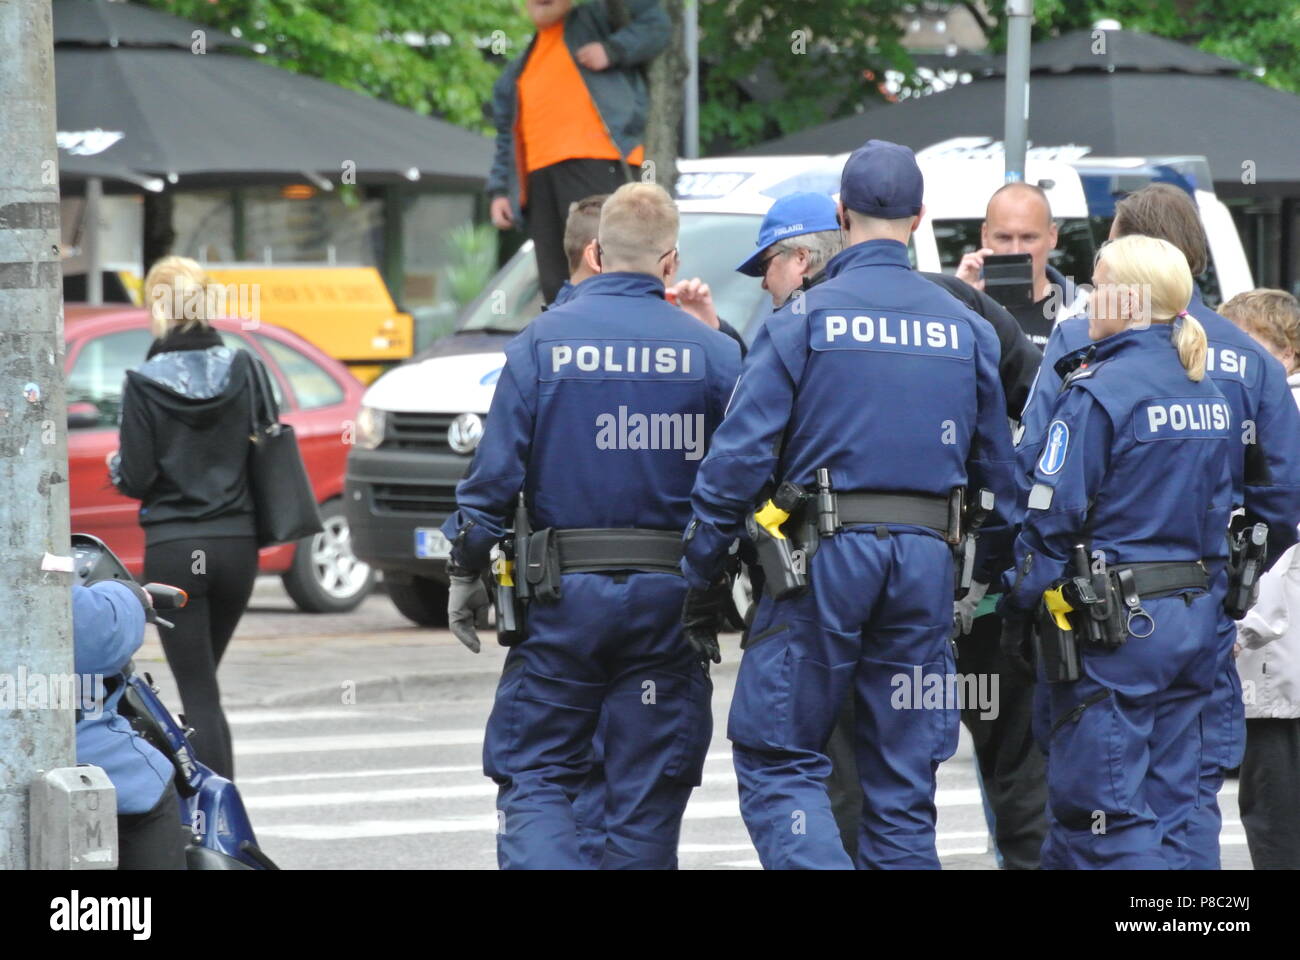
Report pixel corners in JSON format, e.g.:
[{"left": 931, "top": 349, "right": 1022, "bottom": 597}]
[
  {"left": 999, "top": 615, "right": 1035, "bottom": 678},
  {"left": 682, "top": 578, "right": 730, "bottom": 665}
]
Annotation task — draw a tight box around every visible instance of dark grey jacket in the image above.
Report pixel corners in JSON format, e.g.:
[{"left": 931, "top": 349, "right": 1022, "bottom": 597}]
[{"left": 488, "top": 0, "right": 670, "bottom": 227}]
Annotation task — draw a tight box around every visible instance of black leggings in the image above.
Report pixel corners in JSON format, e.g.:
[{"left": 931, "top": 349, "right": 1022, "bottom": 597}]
[
  {"left": 145, "top": 536, "right": 258, "bottom": 781},
  {"left": 118, "top": 787, "right": 188, "bottom": 870}
]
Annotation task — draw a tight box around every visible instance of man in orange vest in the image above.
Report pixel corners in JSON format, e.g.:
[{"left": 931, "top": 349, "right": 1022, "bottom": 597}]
[{"left": 488, "top": 1, "right": 670, "bottom": 304}]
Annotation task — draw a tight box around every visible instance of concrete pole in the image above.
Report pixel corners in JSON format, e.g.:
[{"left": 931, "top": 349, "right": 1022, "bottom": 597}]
[
  {"left": 0, "top": 0, "right": 76, "bottom": 870},
  {"left": 1003, "top": 0, "right": 1034, "bottom": 183},
  {"left": 683, "top": 0, "right": 700, "bottom": 159}
]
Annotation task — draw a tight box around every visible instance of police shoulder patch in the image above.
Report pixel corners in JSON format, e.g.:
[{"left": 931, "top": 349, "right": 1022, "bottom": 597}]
[{"left": 1037, "top": 419, "right": 1070, "bottom": 476}]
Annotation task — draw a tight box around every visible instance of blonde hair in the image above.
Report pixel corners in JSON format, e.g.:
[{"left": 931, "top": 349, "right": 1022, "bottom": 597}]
[
  {"left": 143, "top": 255, "right": 211, "bottom": 339},
  {"left": 1096, "top": 235, "right": 1206, "bottom": 381},
  {"left": 597, "top": 182, "right": 679, "bottom": 274},
  {"left": 1222, "top": 288, "right": 1300, "bottom": 364}
]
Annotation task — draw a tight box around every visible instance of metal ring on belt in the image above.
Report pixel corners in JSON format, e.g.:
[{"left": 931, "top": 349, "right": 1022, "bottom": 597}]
[{"left": 554, "top": 528, "right": 683, "bottom": 575}]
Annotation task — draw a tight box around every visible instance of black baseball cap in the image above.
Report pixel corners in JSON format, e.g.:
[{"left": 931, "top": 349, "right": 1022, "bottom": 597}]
[{"left": 840, "top": 139, "right": 924, "bottom": 219}]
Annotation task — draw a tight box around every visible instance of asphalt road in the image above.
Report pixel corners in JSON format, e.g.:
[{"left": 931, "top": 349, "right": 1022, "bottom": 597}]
[{"left": 135, "top": 577, "right": 1255, "bottom": 870}]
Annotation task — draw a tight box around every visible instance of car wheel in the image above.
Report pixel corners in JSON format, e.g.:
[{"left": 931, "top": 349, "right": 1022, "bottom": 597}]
[
  {"left": 281, "top": 498, "right": 377, "bottom": 613},
  {"left": 386, "top": 575, "right": 450, "bottom": 627}
]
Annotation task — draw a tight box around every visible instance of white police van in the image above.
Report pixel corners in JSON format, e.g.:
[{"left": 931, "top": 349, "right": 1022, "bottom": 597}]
[{"left": 346, "top": 151, "right": 1252, "bottom": 624}]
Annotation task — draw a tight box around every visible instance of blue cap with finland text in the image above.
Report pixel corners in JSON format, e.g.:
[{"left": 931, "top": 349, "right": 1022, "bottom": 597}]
[
  {"left": 736, "top": 192, "right": 840, "bottom": 277},
  {"left": 840, "top": 139, "right": 924, "bottom": 220}
]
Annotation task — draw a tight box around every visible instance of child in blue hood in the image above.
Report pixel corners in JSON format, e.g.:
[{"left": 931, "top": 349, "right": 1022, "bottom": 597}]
[{"left": 74, "top": 580, "right": 186, "bottom": 869}]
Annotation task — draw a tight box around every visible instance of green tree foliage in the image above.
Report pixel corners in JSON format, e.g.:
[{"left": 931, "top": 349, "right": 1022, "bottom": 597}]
[
  {"left": 144, "top": 0, "right": 1299, "bottom": 152},
  {"left": 972, "top": 0, "right": 1300, "bottom": 94},
  {"left": 141, "top": 0, "right": 533, "bottom": 131},
  {"left": 697, "top": 0, "right": 919, "bottom": 150}
]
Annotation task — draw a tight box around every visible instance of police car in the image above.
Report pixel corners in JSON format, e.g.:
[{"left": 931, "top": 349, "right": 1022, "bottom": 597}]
[{"left": 345, "top": 152, "right": 1252, "bottom": 625}]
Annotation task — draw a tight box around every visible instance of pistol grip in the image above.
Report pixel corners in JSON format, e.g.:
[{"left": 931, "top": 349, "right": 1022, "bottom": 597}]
[{"left": 754, "top": 501, "right": 791, "bottom": 539}]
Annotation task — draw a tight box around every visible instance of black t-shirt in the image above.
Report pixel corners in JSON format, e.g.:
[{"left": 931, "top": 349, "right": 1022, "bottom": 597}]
[{"left": 1008, "top": 296, "right": 1058, "bottom": 352}]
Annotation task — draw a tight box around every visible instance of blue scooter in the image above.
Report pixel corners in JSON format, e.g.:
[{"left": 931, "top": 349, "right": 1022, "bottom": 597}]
[{"left": 72, "top": 533, "right": 278, "bottom": 870}]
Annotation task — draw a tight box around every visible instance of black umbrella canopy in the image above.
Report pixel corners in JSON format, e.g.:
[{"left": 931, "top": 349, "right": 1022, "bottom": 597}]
[
  {"left": 53, "top": 0, "right": 490, "bottom": 189},
  {"left": 1020, "top": 28, "right": 1249, "bottom": 75},
  {"left": 741, "top": 31, "right": 1299, "bottom": 195}
]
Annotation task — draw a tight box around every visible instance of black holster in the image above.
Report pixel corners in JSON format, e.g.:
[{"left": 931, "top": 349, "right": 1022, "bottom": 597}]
[
  {"left": 1033, "top": 608, "right": 1081, "bottom": 683},
  {"left": 1225, "top": 522, "right": 1268, "bottom": 620},
  {"left": 953, "top": 488, "right": 995, "bottom": 599},
  {"left": 490, "top": 543, "right": 526, "bottom": 647},
  {"left": 746, "top": 481, "right": 810, "bottom": 601},
  {"left": 494, "top": 493, "right": 532, "bottom": 646}
]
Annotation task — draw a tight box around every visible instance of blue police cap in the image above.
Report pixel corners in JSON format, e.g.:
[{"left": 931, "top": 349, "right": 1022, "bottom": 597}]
[
  {"left": 840, "top": 139, "right": 924, "bottom": 220},
  {"left": 736, "top": 192, "right": 840, "bottom": 276}
]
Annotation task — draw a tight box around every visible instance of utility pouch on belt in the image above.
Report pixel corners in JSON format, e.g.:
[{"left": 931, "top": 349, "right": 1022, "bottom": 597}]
[
  {"left": 746, "top": 481, "right": 809, "bottom": 601},
  {"left": 525, "top": 528, "right": 563, "bottom": 603},
  {"left": 1226, "top": 521, "right": 1268, "bottom": 620}
]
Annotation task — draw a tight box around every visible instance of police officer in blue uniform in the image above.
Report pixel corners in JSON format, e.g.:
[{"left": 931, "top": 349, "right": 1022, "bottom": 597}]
[
  {"left": 680, "top": 140, "right": 1018, "bottom": 869},
  {"left": 442, "top": 181, "right": 741, "bottom": 869},
  {"left": 1021, "top": 185, "right": 1300, "bottom": 868},
  {"left": 999, "top": 235, "right": 1233, "bottom": 868}
]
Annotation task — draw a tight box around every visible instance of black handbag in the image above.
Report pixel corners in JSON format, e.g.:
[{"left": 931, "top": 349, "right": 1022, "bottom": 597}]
[{"left": 246, "top": 353, "right": 323, "bottom": 547}]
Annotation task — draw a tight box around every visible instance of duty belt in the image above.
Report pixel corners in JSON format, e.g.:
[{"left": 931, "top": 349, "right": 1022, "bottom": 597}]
[
  {"left": 1110, "top": 561, "right": 1208, "bottom": 598},
  {"left": 825, "top": 491, "right": 954, "bottom": 538},
  {"left": 554, "top": 528, "right": 683, "bottom": 575}
]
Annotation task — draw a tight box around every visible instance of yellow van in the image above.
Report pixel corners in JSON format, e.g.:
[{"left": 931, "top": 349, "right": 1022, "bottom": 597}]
[{"left": 204, "top": 266, "right": 413, "bottom": 384}]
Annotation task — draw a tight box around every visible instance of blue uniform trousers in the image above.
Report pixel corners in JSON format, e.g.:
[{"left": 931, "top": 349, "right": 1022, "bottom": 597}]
[
  {"left": 483, "top": 572, "right": 713, "bottom": 870},
  {"left": 728, "top": 529, "right": 959, "bottom": 870},
  {"left": 1185, "top": 578, "right": 1245, "bottom": 869},
  {"left": 1039, "top": 591, "right": 1220, "bottom": 869}
]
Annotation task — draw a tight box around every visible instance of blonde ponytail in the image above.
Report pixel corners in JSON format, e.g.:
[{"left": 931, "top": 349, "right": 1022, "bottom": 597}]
[{"left": 1174, "top": 311, "right": 1208, "bottom": 381}]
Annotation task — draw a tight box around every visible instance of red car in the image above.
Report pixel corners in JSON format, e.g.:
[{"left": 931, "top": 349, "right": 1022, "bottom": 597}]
[{"left": 65, "top": 305, "right": 376, "bottom": 612}]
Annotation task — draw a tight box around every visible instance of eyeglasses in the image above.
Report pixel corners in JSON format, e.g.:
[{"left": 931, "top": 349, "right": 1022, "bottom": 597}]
[{"left": 757, "top": 247, "right": 787, "bottom": 275}]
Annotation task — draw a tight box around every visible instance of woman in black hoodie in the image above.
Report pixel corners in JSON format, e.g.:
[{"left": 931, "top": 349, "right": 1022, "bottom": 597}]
[{"left": 111, "top": 256, "right": 257, "bottom": 781}]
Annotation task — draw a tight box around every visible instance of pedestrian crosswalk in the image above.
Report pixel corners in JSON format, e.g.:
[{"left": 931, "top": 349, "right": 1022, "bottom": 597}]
[{"left": 225, "top": 701, "right": 1253, "bottom": 869}]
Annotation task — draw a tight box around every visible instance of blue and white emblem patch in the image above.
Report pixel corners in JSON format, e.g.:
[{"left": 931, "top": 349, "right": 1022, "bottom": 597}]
[{"left": 1037, "top": 419, "right": 1070, "bottom": 476}]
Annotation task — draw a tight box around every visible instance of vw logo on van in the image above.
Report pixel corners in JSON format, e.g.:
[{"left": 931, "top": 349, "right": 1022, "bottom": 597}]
[{"left": 447, "top": 413, "right": 484, "bottom": 454}]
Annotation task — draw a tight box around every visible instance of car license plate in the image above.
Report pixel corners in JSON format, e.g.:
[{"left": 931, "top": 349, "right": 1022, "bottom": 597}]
[{"left": 414, "top": 528, "right": 452, "bottom": 559}]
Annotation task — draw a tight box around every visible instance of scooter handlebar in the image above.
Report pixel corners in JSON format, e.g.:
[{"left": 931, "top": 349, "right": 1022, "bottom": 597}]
[{"left": 143, "top": 583, "right": 188, "bottom": 610}]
